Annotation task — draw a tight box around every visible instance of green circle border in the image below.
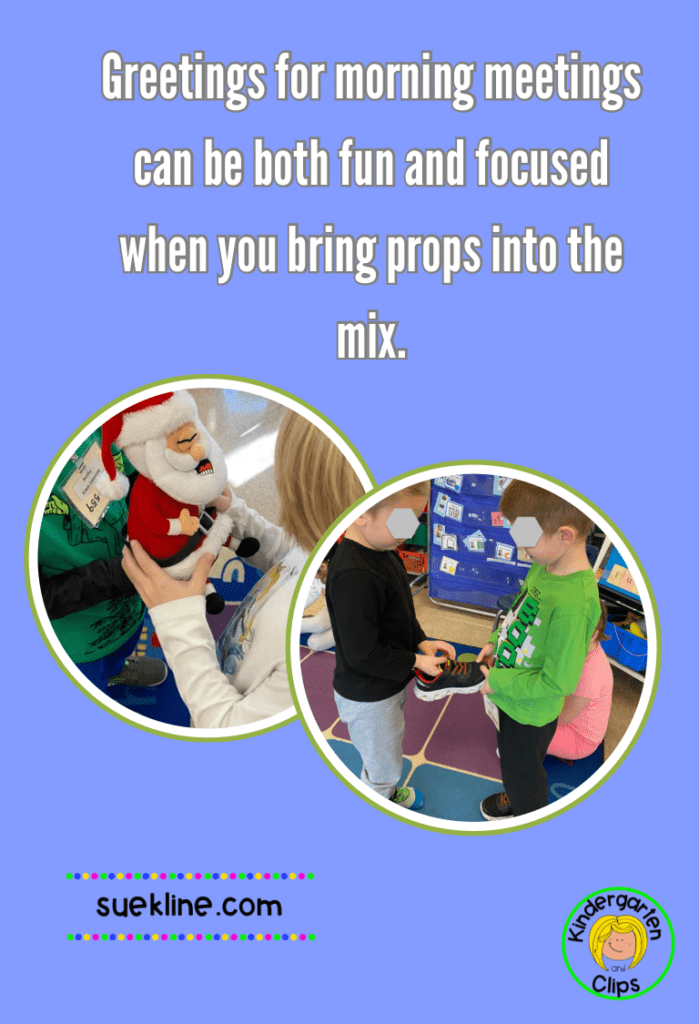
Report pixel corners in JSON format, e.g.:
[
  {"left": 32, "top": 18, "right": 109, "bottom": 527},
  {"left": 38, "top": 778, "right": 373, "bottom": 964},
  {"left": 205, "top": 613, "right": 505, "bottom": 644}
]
[
  {"left": 24, "top": 374, "right": 376, "bottom": 742},
  {"left": 286, "top": 460, "right": 662, "bottom": 834},
  {"left": 561, "top": 887, "right": 675, "bottom": 999}
]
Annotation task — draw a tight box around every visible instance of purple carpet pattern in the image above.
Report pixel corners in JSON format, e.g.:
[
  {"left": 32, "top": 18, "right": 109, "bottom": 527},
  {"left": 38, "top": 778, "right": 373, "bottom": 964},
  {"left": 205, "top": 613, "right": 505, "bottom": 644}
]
[
  {"left": 300, "top": 647, "right": 502, "bottom": 780},
  {"left": 299, "top": 644, "right": 603, "bottom": 823}
]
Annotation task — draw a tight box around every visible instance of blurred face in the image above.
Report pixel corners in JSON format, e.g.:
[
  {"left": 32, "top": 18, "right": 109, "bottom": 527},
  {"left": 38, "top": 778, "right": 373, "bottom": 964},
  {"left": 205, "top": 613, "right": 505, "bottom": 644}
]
[
  {"left": 353, "top": 493, "right": 426, "bottom": 551},
  {"left": 524, "top": 530, "right": 567, "bottom": 566},
  {"left": 603, "top": 929, "right": 636, "bottom": 960}
]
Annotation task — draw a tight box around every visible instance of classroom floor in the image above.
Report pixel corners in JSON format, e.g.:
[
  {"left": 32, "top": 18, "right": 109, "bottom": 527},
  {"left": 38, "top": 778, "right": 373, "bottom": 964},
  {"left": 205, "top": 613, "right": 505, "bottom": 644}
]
[
  {"left": 300, "top": 637, "right": 603, "bottom": 823},
  {"left": 299, "top": 585, "right": 643, "bottom": 823}
]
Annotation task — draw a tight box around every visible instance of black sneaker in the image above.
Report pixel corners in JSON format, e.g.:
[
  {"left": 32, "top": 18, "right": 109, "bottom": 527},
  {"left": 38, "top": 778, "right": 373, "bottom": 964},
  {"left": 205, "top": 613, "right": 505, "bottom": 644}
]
[
  {"left": 480, "top": 792, "right": 513, "bottom": 821},
  {"left": 108, "top": 656, "right": 167, "bottom": 688},
  {"left": 414, "top": 659, "right": 485, "bottom": 701}
]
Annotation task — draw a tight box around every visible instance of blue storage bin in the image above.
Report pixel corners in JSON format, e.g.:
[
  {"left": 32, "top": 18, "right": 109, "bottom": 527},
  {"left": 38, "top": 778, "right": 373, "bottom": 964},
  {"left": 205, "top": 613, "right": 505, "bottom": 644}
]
[
  {"left": 600, "top": 622, "right": 620, "bottom": 660},
  {"left": 601, "top": 621, "right": 647, "bottom": 672},
  {"left": 615, "top": 625, "right": 648, "bottom": 672}
]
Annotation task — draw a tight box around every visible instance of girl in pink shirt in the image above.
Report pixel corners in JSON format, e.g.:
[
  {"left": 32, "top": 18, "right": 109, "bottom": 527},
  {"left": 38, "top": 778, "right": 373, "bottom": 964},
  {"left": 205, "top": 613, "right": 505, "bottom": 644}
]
[{"left": 547, "top": 606, "right": 613, "bottom": 760}]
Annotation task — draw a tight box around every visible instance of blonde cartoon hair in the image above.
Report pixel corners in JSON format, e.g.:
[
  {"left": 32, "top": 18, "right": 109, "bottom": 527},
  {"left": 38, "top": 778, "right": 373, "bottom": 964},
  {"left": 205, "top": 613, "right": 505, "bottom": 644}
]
[
  {"left": 589, "top": 916, "right": 648, "bottom": 970},
  {"left": 275, "top": 411, "right": 365, "bottom": 553}
]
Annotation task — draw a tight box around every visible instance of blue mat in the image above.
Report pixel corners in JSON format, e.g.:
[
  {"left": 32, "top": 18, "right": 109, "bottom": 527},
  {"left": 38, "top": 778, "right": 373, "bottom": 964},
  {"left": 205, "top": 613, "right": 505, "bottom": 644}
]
[
  {"left": 409, "top": 763, "right": 503, "bottom": 821},
  {"left": 545, "top": 747, "right": 604, "bottom": 802},
  {"left": 328, "top": 740, "right": 412, "bottom": 788}
]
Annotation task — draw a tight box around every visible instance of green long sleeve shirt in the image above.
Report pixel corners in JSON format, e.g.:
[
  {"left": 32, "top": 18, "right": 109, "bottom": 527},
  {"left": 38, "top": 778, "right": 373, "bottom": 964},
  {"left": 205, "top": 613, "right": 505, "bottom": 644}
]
[
  {"left": 487, "top": 562, "right": 601, "bottom": 727},
  {"left": 38, "top": 431, "right": 144, "bottom": 663}
]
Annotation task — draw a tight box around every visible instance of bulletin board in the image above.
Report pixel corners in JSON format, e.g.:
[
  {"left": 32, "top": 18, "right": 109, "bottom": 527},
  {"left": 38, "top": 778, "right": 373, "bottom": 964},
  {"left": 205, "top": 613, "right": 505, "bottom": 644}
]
[{"left": 428, "top": 475, "right": 532, "bottom": 612}]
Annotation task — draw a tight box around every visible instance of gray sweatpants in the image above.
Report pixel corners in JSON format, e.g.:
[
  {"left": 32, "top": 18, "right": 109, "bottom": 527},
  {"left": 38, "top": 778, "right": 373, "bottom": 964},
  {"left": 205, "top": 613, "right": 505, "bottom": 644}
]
[{"left": 334, "top": 688, "right": 408, "bottom": 799}]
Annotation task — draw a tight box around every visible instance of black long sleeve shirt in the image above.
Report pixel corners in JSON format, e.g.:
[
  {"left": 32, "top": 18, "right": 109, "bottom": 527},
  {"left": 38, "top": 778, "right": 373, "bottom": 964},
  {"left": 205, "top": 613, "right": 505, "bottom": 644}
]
[
  {"left": 40, "top": 557, "right": 137, "bottom": 620},
  {"left": 326, "top": 538, "right": 427, "bottom": 702}
]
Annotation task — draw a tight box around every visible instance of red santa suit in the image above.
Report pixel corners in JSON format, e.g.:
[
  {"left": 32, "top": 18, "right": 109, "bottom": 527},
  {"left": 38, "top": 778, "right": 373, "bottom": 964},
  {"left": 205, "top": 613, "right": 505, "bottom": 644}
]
[
  {"left": 128, "top": 475, "right": 215, "bottom": 562},
  {"left": 97, "top": 391, "right": 238, "bottom": 582}
]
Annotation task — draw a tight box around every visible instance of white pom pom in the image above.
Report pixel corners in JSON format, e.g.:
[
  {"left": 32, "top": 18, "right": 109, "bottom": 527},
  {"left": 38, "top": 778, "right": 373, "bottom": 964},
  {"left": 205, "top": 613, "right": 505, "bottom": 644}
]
[{"left": 95, "top": 470, "right": 130, "bottom": 501}]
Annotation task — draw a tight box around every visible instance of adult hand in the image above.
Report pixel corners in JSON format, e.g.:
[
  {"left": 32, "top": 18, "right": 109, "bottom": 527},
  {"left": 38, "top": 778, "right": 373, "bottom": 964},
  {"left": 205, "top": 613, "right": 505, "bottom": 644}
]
[
  {"left": 122, "top": 540, "right": 215, "bottom": 609},
  {"left": 479, "top": 664, "right": 493, "bottom": 694},
  {"left": 419, "top": 639, "right": 456, "bottom": 661}
]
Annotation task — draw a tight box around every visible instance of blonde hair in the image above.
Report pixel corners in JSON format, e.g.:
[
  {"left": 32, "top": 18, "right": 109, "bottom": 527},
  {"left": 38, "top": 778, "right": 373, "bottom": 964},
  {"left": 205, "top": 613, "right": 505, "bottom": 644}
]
[
  {"left": 589, "top": 916, "right": 648, "bottom": 970},
  {"left": 275, "top": 411, "right": 364, "bottom": 553},
  {"left": 366, "top": 481, "right": 430, "bottom": 515},
  {"left": 500, "top": 479, "right": 593, "bottom": 539}
]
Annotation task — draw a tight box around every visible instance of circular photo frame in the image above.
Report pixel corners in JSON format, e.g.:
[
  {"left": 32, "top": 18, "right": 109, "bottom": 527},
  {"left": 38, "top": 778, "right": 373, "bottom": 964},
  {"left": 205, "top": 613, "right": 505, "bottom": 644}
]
[
  {"left": 287, "top": 462, "right": 660, "bottom": 834},
  {"left": 25, "top": 374, "right": 375, "bottom": 741}
]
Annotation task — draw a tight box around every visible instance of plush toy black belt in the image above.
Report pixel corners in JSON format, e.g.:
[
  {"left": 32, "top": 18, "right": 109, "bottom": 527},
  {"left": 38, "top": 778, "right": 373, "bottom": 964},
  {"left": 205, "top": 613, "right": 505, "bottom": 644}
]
[{"left": 153, "top": 507, "right": 219, "bottom": 569}]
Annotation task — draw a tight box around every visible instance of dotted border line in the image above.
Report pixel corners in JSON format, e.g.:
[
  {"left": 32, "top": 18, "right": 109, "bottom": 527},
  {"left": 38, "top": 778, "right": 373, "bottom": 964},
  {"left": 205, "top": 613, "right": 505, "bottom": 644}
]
[
  {"left": 67, "top": 872, "right": 314, "bottom": 881},
  {"left": 68, "top": 932, "right": 315, "bottom": 942}
]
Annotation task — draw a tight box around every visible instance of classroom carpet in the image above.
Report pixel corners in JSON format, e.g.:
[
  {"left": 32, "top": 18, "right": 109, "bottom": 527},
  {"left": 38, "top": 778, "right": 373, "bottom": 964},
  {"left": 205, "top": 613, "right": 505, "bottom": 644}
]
[
  {"left": 102, "top": 557, "right": 264, "bottom": 728},
  {"left": 299, "top": 639, "right": 603, "bottom": 823}
]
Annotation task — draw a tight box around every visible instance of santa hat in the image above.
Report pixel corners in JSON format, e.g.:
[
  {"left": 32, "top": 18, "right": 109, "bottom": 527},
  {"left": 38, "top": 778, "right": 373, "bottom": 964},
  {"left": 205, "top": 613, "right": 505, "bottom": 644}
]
[{"left": 98, "top": 390, "right": 199, "bottom": 500}]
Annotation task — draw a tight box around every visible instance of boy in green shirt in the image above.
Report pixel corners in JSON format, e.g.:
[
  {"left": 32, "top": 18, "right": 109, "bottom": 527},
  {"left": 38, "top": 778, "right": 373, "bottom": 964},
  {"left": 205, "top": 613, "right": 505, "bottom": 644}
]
[
  {"left": 477, "top": 480, "right": 601, "bottom": 820},
  {"left": 38, "top": 429, "right": 166, "bottom": 694}
]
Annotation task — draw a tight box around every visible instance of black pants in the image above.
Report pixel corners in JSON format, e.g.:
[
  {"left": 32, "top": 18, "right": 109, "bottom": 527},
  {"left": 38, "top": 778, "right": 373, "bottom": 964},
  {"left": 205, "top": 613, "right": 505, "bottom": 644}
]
[{"left": 498, "top": 710, "right": 558, "bottom": 816}]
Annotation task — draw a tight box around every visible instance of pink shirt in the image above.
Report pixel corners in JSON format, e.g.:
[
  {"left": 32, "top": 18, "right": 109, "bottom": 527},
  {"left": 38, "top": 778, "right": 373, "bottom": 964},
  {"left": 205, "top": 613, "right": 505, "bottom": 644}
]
[{"left": 568, "top": 643, "right": 613, "bottom": 744}]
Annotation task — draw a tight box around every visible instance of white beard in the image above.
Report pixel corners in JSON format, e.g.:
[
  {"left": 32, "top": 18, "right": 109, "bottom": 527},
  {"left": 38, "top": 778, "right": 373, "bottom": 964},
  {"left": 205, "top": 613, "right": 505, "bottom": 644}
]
[
  {"left": 125, "top": 421, "right": 229, "bottom": 506},
  {"left": 163, "top": 447, "right": 201, "bottom": 472}
]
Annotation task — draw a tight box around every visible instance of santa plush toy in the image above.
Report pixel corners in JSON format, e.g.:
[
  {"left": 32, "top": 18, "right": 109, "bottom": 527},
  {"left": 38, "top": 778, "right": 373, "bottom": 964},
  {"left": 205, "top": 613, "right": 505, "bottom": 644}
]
[{"left": 96, "top": 390, "right": 258, "bottom": 614}]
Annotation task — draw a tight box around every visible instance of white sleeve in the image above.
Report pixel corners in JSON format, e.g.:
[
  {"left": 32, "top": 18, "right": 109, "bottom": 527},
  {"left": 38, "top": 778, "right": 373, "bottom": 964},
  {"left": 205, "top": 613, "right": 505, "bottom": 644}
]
[
  {"left": 227, "top": 493, "right": 296, "bottom": 575},
  {"left": 150, "top": 595, "right": 290, "bottom": 729}
]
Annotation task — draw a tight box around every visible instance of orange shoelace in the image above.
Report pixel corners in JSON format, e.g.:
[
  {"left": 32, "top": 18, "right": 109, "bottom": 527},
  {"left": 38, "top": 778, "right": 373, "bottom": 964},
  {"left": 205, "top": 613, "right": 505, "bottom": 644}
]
[{"left": 439, "top": 659, "right": 480, "bottom": 676}]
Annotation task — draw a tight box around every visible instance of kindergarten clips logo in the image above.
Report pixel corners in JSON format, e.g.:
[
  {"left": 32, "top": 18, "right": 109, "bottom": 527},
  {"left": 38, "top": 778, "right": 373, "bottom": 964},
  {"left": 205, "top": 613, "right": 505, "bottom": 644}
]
[{"left": 562, "top": 888, "right": 674, "bottom": 999}]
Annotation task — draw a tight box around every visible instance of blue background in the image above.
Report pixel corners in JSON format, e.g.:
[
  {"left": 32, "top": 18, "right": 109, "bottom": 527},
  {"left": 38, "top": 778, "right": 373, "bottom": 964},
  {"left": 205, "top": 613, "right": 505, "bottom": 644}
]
[{"left": 6, "top": 1, "right": 693, "bottom": 1018}]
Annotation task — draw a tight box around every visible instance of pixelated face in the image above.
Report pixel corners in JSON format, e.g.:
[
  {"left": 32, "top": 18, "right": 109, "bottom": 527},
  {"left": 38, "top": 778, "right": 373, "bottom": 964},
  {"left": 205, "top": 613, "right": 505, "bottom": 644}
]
[
  {"left": 386, "top": 507, "right": 421, "bottom": 540},
  {"left": 603, "top": 929, "right": 636, "bottom": 961},
  {"left": 356, "top": 493, "right": 425, "bottom": 551},
  {"left": 523, "top": 530, "right": 567, "bottom": 566},
  {"left": 509, "top": 516, "right": 543, "bottom": 550}
]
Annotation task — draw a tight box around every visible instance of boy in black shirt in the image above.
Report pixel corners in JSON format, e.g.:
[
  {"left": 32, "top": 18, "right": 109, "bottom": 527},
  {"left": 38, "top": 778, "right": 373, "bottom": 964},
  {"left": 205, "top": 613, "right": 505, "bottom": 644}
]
[{"left": 326, "top": 484, "right": 455, "bottom": 811}]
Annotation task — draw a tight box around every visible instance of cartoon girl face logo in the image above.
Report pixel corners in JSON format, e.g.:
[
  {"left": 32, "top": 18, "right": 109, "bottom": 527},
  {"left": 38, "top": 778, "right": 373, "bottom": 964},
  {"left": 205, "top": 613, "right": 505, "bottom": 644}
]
[
  {"left": 563, "top": 889, "right": 674, "bottom": 1000},
  {"left": 589, "top": 916, "right": 648, "bottom": 971}
]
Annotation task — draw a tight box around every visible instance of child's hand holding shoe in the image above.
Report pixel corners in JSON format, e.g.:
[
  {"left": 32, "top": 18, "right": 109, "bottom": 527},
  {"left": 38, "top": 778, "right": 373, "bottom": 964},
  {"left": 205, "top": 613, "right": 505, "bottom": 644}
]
[
  {"left": 415, "top": 638, "right": 457, "bottom": 677},
  {"left": 419, "top": 639, "right": 457, "bottom": 661},
  {"left": 414, "top": 653, "right": 448, "bottom": 677},
  {"left": 476, "top": 643, "right": 495, "bottom": 693}
]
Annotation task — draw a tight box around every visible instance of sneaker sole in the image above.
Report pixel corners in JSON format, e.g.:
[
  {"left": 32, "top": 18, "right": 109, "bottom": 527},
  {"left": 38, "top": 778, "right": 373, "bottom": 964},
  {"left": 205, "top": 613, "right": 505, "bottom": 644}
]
[
  {"left": 108, "top": 665, "right": 168, "bottom": 688},
  {"left": 480, "top": 802, "right": 513, "bottom": 822},
  {"left": 108, "top": 679, "right": 166, "bottom": 688},
  {"left": 392, "top": 795, "right": 425, "bottom": 812},
  {"left": 413, "top": 679, "right": 484, "bottom": 702}
]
